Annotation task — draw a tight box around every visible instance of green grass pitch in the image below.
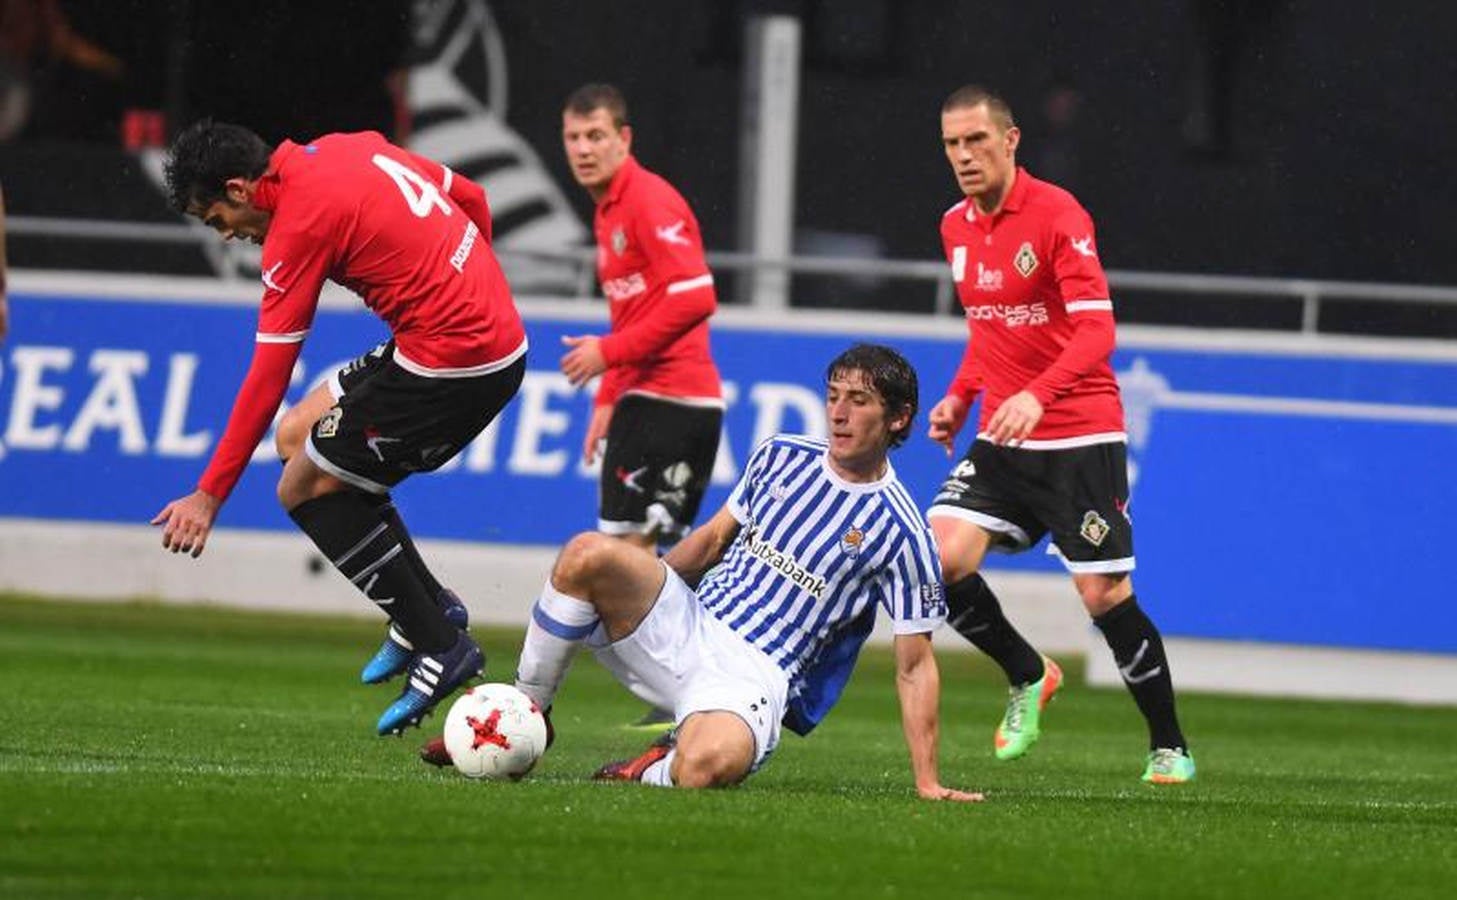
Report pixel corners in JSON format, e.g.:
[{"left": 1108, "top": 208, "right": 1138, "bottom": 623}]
[{"left": 2, "top": 594, "right": 1455, "bottom": 899}]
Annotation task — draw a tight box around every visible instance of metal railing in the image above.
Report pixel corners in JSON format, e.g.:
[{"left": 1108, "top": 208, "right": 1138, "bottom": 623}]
[{"left": 12, "top": 215, "right": 1457, "bottom": 332}]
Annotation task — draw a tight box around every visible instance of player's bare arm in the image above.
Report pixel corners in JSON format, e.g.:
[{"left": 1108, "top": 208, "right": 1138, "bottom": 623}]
[
  {"left": 581, "top": 403, "right": 614, "bottom": 464},
  {"left": 927, "top": 395, "right": 969, "bottom": 456},
  {"left": 151, "top": 490, "right": 222, "bottom": 558},
  {"left": 662, "top": 505, "right": 741, "bottom": 588},
  {"left": 894, "top": 632, "right": 985, "bottom": 802},
  {"left": 560, "top": 334, "right": 607, "bottom": 386}
]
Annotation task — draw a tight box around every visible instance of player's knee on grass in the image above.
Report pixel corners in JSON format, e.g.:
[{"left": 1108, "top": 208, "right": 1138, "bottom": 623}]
[{"left": 672, "top": 713, "right": 755, "bottom": 788}]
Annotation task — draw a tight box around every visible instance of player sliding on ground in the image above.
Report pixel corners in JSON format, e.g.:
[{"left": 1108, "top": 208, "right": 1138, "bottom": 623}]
[{"left": 425, "top": 344, "right": 982, "bottom": 800}]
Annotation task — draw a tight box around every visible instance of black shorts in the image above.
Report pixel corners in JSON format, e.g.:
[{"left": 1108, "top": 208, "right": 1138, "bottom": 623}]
[
  {"left": 599, "top": 394, "right": 722, "bottom": 539},
  {"left": 306, "top": 341, "right": 525, "bottom": 493},
  {"left": 927, "top": 438, "right": 1135, "bottom": 574}
]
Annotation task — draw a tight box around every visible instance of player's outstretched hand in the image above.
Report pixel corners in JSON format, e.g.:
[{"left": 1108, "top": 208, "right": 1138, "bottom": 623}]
[
  {"left": 918, "top": 783, "right": 986, "bottom": 803},
  {"left": 560, "top": 334, "right": 607, "bottom": 386},
  {"left": 151, "top": 490, "right": 221, "bottom": 558},
  {"left": 985, "top": 390, "right": 1043, "bottom": 447},
  {"left": 926, "top": 395, "right": 969, "bottom": 457}
]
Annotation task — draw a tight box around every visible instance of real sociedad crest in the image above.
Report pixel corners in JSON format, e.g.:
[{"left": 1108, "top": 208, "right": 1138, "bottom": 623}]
[{"left": 840, "top": 527, "right": 865, "bottom": 557}]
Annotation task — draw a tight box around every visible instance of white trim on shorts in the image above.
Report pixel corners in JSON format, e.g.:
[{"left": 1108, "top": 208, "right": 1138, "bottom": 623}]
[
  {"left": 304, "top": 436, "right": 391, "bottom": 495},
  {"left": 392, "top": 338, "right": 528, "bottom": 379},
  {"left": 926, "top": 504, "right": 1032, "bottom": 550},
  {"left": 971, "top": 431, "right": 1127, "bottom": 450}
]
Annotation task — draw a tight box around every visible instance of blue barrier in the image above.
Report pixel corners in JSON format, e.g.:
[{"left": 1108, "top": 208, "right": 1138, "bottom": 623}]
[{"left": 3, "top": 284, "right": 1455, "bottom": 653}]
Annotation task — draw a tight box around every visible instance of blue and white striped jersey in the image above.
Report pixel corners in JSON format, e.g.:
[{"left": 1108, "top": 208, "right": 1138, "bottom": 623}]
[{"left": 697, "top": 435, "right": 946, "bottom": 729}]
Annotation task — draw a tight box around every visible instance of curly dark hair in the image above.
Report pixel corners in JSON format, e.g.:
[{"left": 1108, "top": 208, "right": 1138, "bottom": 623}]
[
  {"left": 163, "top": 120, "right": 272, "bottom": 213},
  {"left": 826, "top": 343, "right": 920, "bottom": 449}
]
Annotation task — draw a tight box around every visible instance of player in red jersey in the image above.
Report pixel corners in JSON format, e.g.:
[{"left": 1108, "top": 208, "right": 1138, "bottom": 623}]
[
  {"left": 150, "top": 121, "right": 527, "bottom": 736},
  {"left": 559, "top": 84, "right": 724, "bottom": 731},
  {"left": 925, "top": 86, "right": 1194, "bottom": 783},
  {"left": 558, "top": 83, "right": 724, "bottom": 550}
]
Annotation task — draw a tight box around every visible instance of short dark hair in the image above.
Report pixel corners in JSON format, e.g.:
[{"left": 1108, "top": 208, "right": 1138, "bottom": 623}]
[
  {"left": 942, "top": 84, "right": 1016, "bottom": 132},
  {"left": 163, "top": 120, "right": 272, "bottom": 213},
  {"left": 564, "top": 83, "right": 629, "bottom": 129},
  {"left": 826, "top": 343, "right": 919, "bottom": 449}
]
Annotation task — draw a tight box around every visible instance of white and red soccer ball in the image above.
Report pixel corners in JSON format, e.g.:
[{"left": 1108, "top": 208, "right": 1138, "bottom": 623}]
[{"left": 442, "top": 683, "right": 549, "bottom": 780}]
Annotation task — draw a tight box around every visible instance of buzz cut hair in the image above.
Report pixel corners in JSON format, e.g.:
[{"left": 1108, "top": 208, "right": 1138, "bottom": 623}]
[
  {"left": 564, "top": 83, "right": 630, "bottom": 129},
  {"left": 942, "top": 84, "right": 1016, "bottom": 132},
  {"left": 826, "top": 343, "right": 920, "bottom": 449},
  {"left": 163, "top": 119, "right": 272, "bottom": 213}
]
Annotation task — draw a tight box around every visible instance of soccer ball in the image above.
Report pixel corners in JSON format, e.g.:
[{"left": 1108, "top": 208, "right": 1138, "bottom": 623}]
[{"left": 442, "top": 683, "right": 548, "bottom": 780}]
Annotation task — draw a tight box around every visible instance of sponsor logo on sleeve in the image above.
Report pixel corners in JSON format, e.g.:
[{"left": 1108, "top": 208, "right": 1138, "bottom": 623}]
[
  {"left": 654, "top": 219, "right": 691, "bottom": 246},
  {"left": 1070, "top": 235, "right": 1097, "bottom": 258},
  {"left": 261, "top": 260, "right": 286, "bottom": 293},
  {"left": 951, "top": 245, "right": 967, "bottom": 282}
]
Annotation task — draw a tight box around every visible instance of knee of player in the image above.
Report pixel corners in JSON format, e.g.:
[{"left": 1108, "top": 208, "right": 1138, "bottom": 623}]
[
  {"left": 939, "top": 551, "right": 979, "bottom": 584},
  {"left": 672, "top": 740, "right": 749, "bottom": 789},
  {"left": 1075, "top": 573, "right": 1133, "bottom": 615},
  {"left": 274, "top": 406, "right": 313, "bottom": 461},
  {"left": 552, "top": 532, "right": 618, "bottom": 591}
]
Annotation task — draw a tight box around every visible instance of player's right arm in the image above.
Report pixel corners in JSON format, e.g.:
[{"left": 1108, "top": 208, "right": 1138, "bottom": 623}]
[
  {"left": 663, "top": 505, "right": 740, "bottom": 588},
  {"left": 153, "top": 219, "right": 333, "bottom": 556},
  {"left": 930, "top": 225, "right": 983, "bottom": 453}
]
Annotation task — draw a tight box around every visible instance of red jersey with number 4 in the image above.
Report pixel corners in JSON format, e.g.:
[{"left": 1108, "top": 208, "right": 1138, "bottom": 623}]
[
  {"left": 593, "top": 155, "right": 721, "bottom": 408},
  {"left": 940, "top": 167, "right": 1124, "bottom": 446},
  {"left": 197, "top": 131, "right": 525, "bottom": 501}
]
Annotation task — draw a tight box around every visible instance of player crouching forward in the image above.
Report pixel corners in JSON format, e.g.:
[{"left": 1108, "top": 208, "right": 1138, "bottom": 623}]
[{"left": 426, "top": 345, "right": 981, "bottom": 799}]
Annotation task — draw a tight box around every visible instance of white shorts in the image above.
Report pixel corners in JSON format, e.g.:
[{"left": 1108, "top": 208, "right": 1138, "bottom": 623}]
[{"left": 589, "top": 563, "right": 789, "bottom": 771}]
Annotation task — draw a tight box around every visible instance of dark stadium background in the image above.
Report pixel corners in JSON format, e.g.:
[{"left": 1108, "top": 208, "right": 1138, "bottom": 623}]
[{"left": 2, "top": 0, "right": 1452, "bottom": 329}]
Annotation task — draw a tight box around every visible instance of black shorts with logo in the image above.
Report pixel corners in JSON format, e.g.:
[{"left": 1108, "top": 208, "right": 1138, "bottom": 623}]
[
  {"left": 306, "top": 341, "right": 525, "bottom": 493},
  {"left": 599, "top": 393, "right": 722, "bottom": 539},
  {"left": 927, "top": 438, "right": 1134, "bottom": 574}
]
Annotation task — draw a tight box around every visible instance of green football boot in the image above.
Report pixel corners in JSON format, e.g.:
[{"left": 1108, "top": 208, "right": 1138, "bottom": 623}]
[
  {"left": 1142, "top": 747, "right": 1196, "bottom": 784},
  {"left": 994, "top": 657, "right": 1063, "bottom": 761}
]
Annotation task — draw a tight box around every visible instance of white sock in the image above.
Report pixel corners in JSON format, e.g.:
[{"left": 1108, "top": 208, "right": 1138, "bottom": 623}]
[
  {"left": 639, "top": 750, "right": 675, "bottom": 787},
  {"left": 514, "top": 582, "right": 599, "bottom": 709}
]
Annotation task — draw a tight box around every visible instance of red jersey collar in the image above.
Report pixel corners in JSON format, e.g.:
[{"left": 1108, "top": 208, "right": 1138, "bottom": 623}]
[
  {"left": 965, "top": 165, "right": 1031, "bottom": 222},
  {"left": 250, "top": 140, "right": 301, "bottom": 211},
  {"left": 600, "top": 154, "right": 641, "bottom": 208}
]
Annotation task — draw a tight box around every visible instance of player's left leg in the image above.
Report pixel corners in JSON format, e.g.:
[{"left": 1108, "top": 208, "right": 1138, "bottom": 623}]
[
  {"left": 1077, "top": 572, "right": 1194, "bottom": 783},
  {"left": 274, "top": 374, "right": 470, "bottom": 684}
]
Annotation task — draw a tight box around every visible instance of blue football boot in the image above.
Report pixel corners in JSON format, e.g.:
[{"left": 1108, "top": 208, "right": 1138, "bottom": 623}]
[
  {"left": 376, "top": 630, "right": 485, "bottom": 736},
  {"left": 360, "top": 589, "right": 470, "bottom": 684}
]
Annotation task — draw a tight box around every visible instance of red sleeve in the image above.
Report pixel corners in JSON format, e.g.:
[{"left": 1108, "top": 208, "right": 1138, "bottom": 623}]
[
  {"left": 941, "top": 220, "right": 983, "bottom": 406},
  {"left": 197, "top": 341, "right": 302, "bottom": 501},
  {"left": 946, "top": 322, "right": 984, "bottom": 407},
  {"left": 595, "top": 366, "right": 626, "bottom": 408},
  {"left": 407, "top": 151, "right": 493, "bottom": 242},
  {"left": 598, "top": 196, "right": 716, "bottom": 366},
  {"left": 1023, "top": 210, "right": 1116, "bottom": 406},
  {"left": 198, "top": 209, "right": 334, "bottom": 501}
]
